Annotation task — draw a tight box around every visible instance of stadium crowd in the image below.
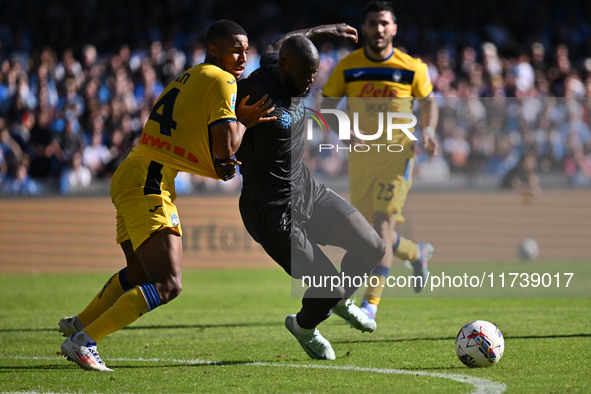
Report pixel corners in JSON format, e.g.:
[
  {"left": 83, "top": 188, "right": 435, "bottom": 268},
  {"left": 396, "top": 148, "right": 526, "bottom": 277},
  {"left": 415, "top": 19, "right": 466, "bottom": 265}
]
[{"left": 1, "top": 0, "right": 591, "bottom": 195}]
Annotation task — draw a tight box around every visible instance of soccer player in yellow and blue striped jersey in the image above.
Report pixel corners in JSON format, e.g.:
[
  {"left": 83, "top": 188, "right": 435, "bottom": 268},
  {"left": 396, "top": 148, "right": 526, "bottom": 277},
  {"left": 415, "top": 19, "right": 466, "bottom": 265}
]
[
  {"left": 58, "top": 20, "right": 276, "bottom": 371},
  {"left": 322, "top": 1, "right": 439, "bottom": 319}
]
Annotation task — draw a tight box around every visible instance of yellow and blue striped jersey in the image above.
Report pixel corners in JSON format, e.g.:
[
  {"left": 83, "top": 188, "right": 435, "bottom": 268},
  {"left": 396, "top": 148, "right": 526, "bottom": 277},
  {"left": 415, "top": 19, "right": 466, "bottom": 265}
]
[
  {"left": 323, "top": 47, "right": 432, "bottom": 99},
  {"left": 133, "top": 63, "right": 237, "bottom": 179},
  {"left": 323, "top": 48, "right": 432, "bottom": 163}
]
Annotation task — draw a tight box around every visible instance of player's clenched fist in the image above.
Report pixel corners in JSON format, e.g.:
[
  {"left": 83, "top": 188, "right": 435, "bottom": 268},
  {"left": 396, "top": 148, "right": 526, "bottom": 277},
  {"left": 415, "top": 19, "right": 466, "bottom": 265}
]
[{"left": 214, "top": 158, "right": 241, "bottom": 181}]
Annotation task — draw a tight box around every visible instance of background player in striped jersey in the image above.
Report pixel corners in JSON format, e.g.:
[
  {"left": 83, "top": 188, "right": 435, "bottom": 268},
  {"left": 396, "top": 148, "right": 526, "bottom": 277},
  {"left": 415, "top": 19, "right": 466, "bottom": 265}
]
[
  {"left": 322, "top": 1, "right": 439, "bottom": 319},
  {"left": 57, "top": 20, "right": 276, "bottom": 371}
]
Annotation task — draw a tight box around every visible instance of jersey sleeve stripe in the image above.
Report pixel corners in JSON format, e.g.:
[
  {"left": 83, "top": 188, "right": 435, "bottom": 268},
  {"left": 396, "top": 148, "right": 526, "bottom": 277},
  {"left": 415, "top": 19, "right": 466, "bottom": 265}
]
[{"left": 208, "top": 117, "right": 237, "bottom": 128}]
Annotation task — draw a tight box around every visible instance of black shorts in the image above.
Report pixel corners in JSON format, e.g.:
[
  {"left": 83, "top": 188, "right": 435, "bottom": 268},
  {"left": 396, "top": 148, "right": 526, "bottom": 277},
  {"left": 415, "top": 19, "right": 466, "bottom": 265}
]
[{"left": 239, "top": 185, "right": 357, "bottom": 277}]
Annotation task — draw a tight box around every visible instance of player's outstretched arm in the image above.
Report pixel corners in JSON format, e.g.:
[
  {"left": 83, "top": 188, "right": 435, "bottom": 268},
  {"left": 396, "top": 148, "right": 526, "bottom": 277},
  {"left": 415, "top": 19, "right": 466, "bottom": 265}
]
[
  {"left": 419, "top": 95, "right": 439, "bottom": 156},
  {"left": 209, "top": 94, "right": 276, "bottom": 180},
  {"left": 211, "top": 94, "right": 275, "bottom": 159},
  {"left": 236, "top": 94, "right": 276, "bottom": 128},
  {"left": 265, "top": 23, "right": 358, "bottom": 53}
]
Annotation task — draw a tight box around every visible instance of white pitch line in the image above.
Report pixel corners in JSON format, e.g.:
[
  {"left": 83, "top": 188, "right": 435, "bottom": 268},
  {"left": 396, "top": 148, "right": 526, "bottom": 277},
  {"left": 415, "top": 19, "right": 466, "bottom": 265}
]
[{"left": 1, "top": 356, "right": 506, "bottom": 394}]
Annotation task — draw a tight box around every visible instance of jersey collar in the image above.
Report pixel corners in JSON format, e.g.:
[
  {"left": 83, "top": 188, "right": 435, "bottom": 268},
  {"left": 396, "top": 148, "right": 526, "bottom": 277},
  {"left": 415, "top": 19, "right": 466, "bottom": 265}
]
[{"left": 364, "top": 47, "right": 394, "bottom": 62}]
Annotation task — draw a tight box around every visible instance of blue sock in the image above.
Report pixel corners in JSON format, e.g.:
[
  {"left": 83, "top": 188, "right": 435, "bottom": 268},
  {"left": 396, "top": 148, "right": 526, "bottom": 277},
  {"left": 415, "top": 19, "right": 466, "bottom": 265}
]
[
  {"left": 392, "top": 233, "right": 401, "bottom": 252},
  {"left": 371, "top": 264, "right": 391, "bottom": 278}
]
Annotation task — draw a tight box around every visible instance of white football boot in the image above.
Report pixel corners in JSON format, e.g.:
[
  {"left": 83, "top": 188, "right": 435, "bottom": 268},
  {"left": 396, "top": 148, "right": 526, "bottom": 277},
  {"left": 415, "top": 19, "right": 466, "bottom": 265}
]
[
  {"left": 332, "top": 298, "right": 377, "bottom": 333},
  {"left": 284, "top": 315, "right": 335, "bottom": 360},
  {"left": 60, "top": 335, "right": 112, "bottom": 372},
  {"left": 58, "top": 316, "right": 84, "bottom": 337}
]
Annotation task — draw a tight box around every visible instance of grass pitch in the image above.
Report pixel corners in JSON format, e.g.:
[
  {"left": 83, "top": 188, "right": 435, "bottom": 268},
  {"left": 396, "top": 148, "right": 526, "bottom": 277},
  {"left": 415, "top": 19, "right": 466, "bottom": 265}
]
[{"left": 0, "top": 266, "right": 589, "bottom": 393}]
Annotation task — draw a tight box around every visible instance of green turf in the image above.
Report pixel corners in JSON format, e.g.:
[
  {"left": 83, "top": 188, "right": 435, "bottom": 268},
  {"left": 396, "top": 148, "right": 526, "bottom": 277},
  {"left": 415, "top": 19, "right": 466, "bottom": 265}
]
[{"left": 0, "top": 267, "right": 589, "bottom": 393}]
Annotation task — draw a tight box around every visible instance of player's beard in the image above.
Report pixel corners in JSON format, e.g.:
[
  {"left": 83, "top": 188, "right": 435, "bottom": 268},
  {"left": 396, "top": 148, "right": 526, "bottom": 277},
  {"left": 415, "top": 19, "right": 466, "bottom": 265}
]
[{"left": 366, "top": 34, "right": 393, "bottom": 54}]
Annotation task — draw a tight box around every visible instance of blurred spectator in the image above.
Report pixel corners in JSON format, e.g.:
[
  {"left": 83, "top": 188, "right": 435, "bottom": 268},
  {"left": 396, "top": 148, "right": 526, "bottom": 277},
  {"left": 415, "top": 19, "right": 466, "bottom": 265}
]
[
  {"left": 530, "top": 43, "right": 547, "bottom": 74},
  {"left": 442, "top": 126, "right": 471, "bottom": 171},
  {"left": 466, "top": 120, "right": 495, "bottom": 172},
  {"left": 482, "top": 42, "right": 502, "bottom": 78},
  {"left": 484, "top": 134, "right": 520, "bottom": 177},
  {"left": 415, "top": 155, "right": 450, "bottom": 182},
  {"left": 54, "top": 48, "right": 84, "bottom": 85},
  {"left": 59, "top": 151, "right": 91, "bottom": 194},
  {"left": 104, "top": 127, "right": 132, "bottom": 176},
  {"left": 564, "top": 144, "right": 591, "bottom": 187},
  {"left": 0, "top": 149, "right": 6, "bottom": 183},
  {"left": 458, "top": 46, "right": 477, "bottom": 79},
  {"left": 0, "top": 119, "right": 22, "bottom": 174},
  {"left": 54, "top": 49, "right": 83, "bottom": 87},
  {"left": 514, "top": 53, "right": 535, "bottom": 95},
  {"left": 55, "top": 77, "right": 84, "bottom": 128},
  {"left": 56, "top": 117, "right": 84, "bottom": 168},
  {"left": 134, "top": 60, "right": 164, "bottom": 107},
  {"left": 9, "top": 110, "right": 35, "bottom": 149},
  {"left": 28, "top": 107, "right": 61, "bottom": 178},
  {"left": 2, "top": 155, "right": 41, "bottom": 196},
  {"left": 560, "top": 104, "right": 591, "bottom": 147},
  {"left": 162, "top": 47, "right": 188, "bottom": 82},
  {"left": 0, "top": 1, "right": 590, "bottom": 195},
  {"left": 81, "top": 44, "right": 99, "bottom": 76},
  {"left": 82, "top": 130, "right": 111, "bottom": 177},
  {"left": 30, "top": 61, "right": 59, "bottom": 108},
  {"left": 500, "top": 151, "right": 542, "bottom": 202},
  {"left": 548, "top": 44, "right": 571, "bottom": 97},
  {"left": 149, "top": 41, "right": 166, "bottom": 81},
  {"left": 564, "top": 72, "right": 586, "bottom": 98}
]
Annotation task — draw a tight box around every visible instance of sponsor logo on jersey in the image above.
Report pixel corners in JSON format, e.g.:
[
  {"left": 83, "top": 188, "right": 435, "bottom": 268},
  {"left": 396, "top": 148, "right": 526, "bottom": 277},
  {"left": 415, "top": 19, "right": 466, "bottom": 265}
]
[
  {"left": 359, "top": 83, "right": 398, "bottom": 97},
  {"left": 139, "top": 133, "right": 200, "bottom": 163}
]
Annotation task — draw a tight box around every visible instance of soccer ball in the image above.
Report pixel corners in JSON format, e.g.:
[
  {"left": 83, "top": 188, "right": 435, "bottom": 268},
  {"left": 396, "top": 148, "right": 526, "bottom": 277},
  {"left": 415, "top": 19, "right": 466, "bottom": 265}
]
[
  {"left": 519, "top": 238, "right": 539, "bottom": 261},
  {"left": 455, "top": 320, "right": 504, "bottom": 367}
]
